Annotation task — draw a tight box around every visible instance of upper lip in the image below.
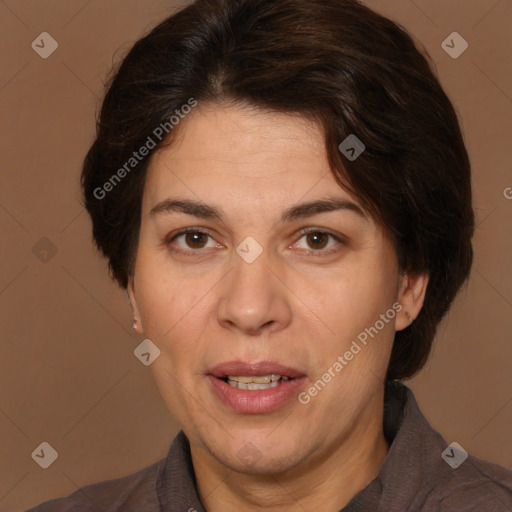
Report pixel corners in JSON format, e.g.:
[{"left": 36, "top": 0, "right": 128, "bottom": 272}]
[{"left": 207, "top": 360, "right": 306, "bottom": 379}]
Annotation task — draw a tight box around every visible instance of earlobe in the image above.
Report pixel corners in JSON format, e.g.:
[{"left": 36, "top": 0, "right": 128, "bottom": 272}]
[
  {"left": 127, "top": 276, "right": 144, "bottom": 334},
  {"left": 395, "top": 271, "right": 429, "bottom": 331}
]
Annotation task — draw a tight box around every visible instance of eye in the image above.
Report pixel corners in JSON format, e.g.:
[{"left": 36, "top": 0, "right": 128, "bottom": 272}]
[
  {"left": 293, "top": 229, "right": 345, "bottom": 256},
  {"left": 166, "top": 228, "right": 218, "bottom": 255},
  {"left": 165, "top": 227, "right": 345, "bottom": 257}
]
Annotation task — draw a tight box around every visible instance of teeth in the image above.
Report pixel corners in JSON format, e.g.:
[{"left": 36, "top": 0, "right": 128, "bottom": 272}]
[
  {"left": 227, "top": 375, "right": 289, "bottom": 384},
  {"left": 228, "top": 381, "right": 281, "bottom": 390},
  {"left": 227, "top": 380, "right": 281, "bottom": 390},
  {"left": 226, "top": 374, "right": 291, "bottom": 390}
]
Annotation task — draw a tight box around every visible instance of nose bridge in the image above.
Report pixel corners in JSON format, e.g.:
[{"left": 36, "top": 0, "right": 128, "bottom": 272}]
[{"left": 216, "top": 237, "right": 290, "bottom": 334}]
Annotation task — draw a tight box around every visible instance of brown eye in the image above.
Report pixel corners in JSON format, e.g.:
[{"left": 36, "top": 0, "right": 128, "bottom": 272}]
[
  {"left": 166, "top": 229, "right": 217, "bottom": 255},
  {"left": 294, "top": 229, "right": 345, "bottom": 257},
  {"left": 183, "top": 231, "right": 209, "bottom": 249},
  {"left": 305, "top": 231, "right": 329, "bottom": 250}
]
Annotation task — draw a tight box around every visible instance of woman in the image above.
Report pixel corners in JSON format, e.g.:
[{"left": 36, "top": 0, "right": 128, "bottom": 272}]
[{"left": 26, "top": 0, "right": 512, "bottom": 510}]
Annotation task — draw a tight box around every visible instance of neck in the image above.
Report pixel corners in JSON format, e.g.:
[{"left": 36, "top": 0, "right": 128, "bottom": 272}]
[{"left": 191, "top": 393, "right": 389, "bottom": 512}]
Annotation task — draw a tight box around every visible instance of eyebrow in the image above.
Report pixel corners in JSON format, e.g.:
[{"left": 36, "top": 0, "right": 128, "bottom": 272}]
[{"left": 149, "top": 196, "right": 367, "bottom": 223}]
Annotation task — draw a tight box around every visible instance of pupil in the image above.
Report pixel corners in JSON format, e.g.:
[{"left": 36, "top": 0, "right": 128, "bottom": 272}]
[
  {"left": 308, "top": 232, "right": 327, "bottom": 249},
  {"left": 187, "top": 232, "right": 206, "bottom": 248}
]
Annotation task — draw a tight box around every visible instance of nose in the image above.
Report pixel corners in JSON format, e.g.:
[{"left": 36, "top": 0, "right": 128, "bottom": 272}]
[{"left": 216, "top": 247, "right": 292, "bottom": 336}]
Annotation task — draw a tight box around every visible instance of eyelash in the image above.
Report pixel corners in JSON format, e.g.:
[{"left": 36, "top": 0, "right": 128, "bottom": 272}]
[{"left": 165, "top": 227, "right": 346, "bottom": 258}]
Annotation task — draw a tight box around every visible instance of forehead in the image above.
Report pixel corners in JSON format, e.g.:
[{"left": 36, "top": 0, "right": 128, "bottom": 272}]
[
  {"left": 164, "top": 103, "right": 326, "bottom": 161},
  {"left": 143, "top": 103, "right": 353, "bottom": 207}
]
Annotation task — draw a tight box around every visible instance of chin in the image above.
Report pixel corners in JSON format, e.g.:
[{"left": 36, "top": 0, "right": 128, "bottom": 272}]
[
  {"left": 225, "top": 448, "right": 302, "bottom": 476},
  {"left": 207, "top": 431, "right": 306, "bottom": 475}
]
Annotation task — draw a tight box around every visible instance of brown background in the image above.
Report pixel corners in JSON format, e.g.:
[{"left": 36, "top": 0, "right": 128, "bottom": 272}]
[{"left": 0, "top": 0, "right": 511, "bottom": 510}]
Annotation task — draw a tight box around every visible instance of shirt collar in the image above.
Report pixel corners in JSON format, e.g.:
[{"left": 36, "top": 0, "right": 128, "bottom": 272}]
[{"left": 342, "top": 381, "right": 446, "bottom": 510}]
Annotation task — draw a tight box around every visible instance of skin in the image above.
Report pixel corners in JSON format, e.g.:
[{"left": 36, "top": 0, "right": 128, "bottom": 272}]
[{"left": 128, "top": 103, "right": 429, "bottom": 511}]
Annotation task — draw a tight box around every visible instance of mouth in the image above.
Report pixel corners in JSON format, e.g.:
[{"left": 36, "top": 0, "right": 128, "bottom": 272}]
[
  {"left": 206, "top": 360, "right": 307, "bottom": 413},
  {"left": 208, "top": 359, "right": 306, "bottom": 380},
  {"left": 222, "top": 374, "right": 292, "bottom": 390}
]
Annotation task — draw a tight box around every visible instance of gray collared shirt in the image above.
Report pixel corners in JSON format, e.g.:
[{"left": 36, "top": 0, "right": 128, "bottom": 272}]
[{"left": 24, "top": 383, "right": 512, "bottom": 511}]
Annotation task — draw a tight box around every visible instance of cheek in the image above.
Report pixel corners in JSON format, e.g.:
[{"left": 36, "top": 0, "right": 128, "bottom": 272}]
[
  {"left": 136, "top": 277, "right": 212, "bottom": 370},
  {"left": 134, "top": 247, "right": 183, "bottom": 331},
  {"left": 139, "top": 286, "right": 200, "bottom": 348},
  {"left": 320, "top": 261, "right": 396, "bottom": 327},
  {"left": 309, "top": 254, "right": 399, "bottom": 378}
]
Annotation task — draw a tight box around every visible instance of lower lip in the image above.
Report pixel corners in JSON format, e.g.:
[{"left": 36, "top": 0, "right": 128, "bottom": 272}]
[{"left": 207, "top": 375, "right": 307, "bottom": 413}]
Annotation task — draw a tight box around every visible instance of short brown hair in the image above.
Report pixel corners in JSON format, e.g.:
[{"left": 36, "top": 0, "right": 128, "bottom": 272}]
[{"left": 81, "top": 0, "right": 474, "bottom": 381}]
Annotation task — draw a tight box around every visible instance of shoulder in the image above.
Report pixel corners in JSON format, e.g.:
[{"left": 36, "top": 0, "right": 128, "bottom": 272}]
[
  {"left": 22, "top": 457, "right": 165, "bottom": 512},
  {"left": 428, "top": 453, "right": 512, "bottom": 511},
  {"left": 384, "top": 384, "right": 512, "bottom": 511}
]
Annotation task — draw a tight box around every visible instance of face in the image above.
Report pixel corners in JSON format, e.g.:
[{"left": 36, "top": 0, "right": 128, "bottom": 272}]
[{"left": 128, "top": 103, "right": 427, "bottom": 476}]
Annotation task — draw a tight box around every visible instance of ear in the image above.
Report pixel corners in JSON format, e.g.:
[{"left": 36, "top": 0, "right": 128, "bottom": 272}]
[
  {"left": 127, "top": 276, "right": 144, "bottom": 335},
  {"left": 395, "top": 271, "right": 429, "bottom": 331}
]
